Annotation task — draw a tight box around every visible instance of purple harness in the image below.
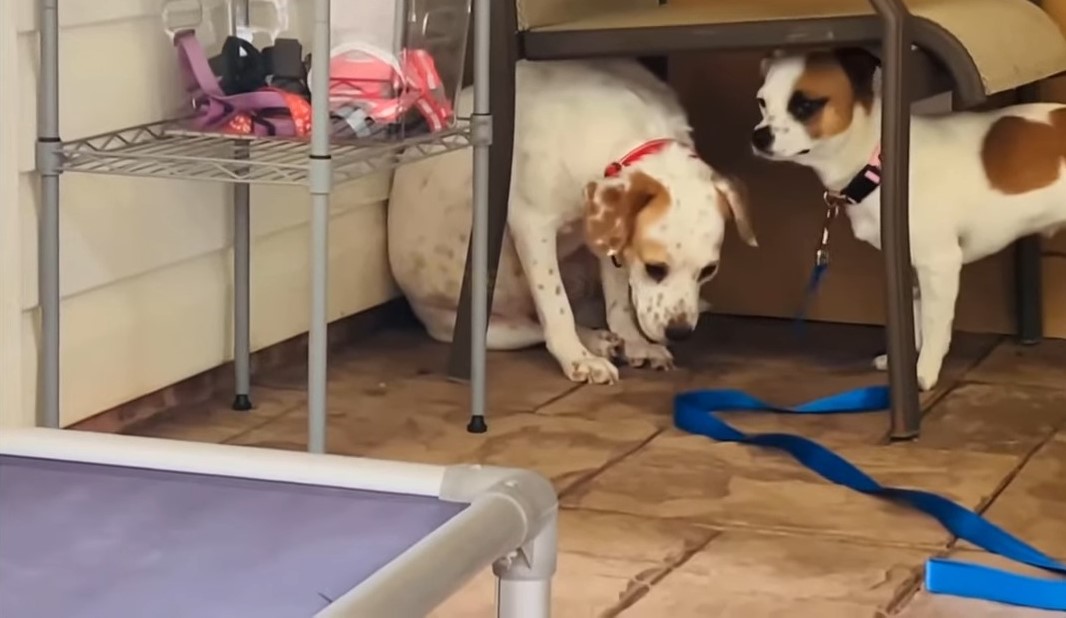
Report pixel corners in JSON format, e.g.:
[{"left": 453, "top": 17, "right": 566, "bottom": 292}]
[{"left": 174, "top": 30, "right": 301, "bottom": 136}]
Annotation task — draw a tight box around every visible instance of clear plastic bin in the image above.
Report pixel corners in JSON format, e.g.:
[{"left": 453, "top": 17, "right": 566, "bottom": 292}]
[{"left": 161, "top": 0, "right": 471, "bottom": 141}]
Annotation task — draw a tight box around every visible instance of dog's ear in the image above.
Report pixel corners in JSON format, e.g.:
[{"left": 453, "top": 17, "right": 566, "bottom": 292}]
[
  {"left": 712, "top": 173, "right": 758, "bottom": 248},
  {"left": 759, "top": 48, "right": 789, "bottom": 76},
  {"left": 833, "top": 47, "right": 881, "bottom": 100},
  {"left": 583, "top": 172, "right": 665, "bottom": 261}
]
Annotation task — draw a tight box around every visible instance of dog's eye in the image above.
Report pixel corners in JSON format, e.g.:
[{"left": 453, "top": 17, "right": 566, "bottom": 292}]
[
  {"left": 645, "top": 262, "right": 669, "bottom": 282},
  {"left": 788, "top": 93, "right": 828, "bottom": 120},
  {"left": 699, "top": 263, "right": 719, "bottom": 281},
  {"left": 756, "top": 97, "right": 766, "bottom": 109}
]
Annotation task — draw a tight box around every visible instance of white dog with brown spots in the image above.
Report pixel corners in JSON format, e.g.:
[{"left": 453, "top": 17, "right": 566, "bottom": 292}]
[
  {"left": 752, "top": 48, "right": 1066, "bottom": 391},
  {"left": 388, "top": 59, "right": 757, "bottom": 384}
]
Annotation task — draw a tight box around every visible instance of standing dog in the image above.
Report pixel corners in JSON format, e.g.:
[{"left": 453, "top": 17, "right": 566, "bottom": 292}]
[
  {"left": 752, "top": 48, "right": 1066, "bottom": 390},
  {"left": 389, "top": 59, "right": 757, "bottom": 384}
]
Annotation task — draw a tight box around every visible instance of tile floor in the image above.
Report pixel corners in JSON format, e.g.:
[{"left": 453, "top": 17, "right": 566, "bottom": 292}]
[{"left": 125, "top": 316, "right": 1066, "bottom": 617}]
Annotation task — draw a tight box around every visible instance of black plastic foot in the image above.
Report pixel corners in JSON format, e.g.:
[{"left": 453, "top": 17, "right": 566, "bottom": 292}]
[
  {"left": 231, "top": 394, "right": 253, "bottom": 411},
  {"left": 466, "top": 415, "right": 488, "bottom": 434}
]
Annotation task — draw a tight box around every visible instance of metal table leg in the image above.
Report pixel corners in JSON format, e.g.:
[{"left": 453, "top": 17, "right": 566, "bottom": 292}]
[{"left": 870, "top": 0, "right": 921, "bottom": 439}]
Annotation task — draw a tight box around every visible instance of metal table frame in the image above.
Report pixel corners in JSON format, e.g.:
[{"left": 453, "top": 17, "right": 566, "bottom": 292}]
[
  {"left": 35, "top": 0, "right": 494, "bottom": 452},
  {"left": 446, "top": 0, "right": 1058, "bottom": 440}
]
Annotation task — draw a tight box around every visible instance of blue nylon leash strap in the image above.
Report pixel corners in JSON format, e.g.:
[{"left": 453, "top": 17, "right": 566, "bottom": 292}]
[{"left": 673, "top": 386, "right": 1066, "bottom": 611}]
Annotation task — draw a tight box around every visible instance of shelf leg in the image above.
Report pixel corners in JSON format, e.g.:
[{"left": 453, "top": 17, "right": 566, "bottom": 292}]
[
  {"left": 232, "top": 181, "right": 253, "bottom": 411},
  {"left": 307, "top": 0, "right": 333, "bottom": 454},
  {"left": 466, "top": 0, "right": 492, "bottom": 434},
  {"left": 37, "top": 0, "right": 61, "bottom": 429},
  {"left": 447, "top": 0, "right": 515, "bottom": 384}
]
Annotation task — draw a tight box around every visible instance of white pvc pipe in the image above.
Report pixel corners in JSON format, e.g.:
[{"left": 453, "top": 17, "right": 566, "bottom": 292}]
[
  {"left": 319, "top": 494, "right": 529, "bottom": 617},
  {"left": 0, "top": 428, "right": 445, "bottom": 497},
  {"left": 497, "top": 580, "right": 552, "bottom": 618}
]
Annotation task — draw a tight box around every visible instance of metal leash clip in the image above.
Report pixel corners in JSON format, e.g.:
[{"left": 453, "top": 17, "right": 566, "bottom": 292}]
[{"left": 815, "top": 194, "right": 841, "bottom": 267}]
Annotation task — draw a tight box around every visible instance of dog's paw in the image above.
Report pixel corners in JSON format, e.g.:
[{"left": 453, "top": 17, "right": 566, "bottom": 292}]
[
  {"left": 916, "top": 353, "right": 942, "bottom": 392},
  {"left": 577, "top": 328, "right": 625, "bottom": 361},
  {"left": 565, "top": 356, "right": 620, "bottom": 385},
  {"left": 917, "top": 373, "right": 938, "bottom": 391},
  {"left": 621, "top": 339, "right": 675, "bottom": 371},
  {"left": 876, "top": 353, "right": 940, "bottom": 391}
]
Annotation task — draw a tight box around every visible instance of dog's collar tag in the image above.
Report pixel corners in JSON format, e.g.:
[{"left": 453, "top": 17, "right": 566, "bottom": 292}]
[
  {"left": 816, "top": 144, "right": 882, "bottom": 266},
  {"left": 814, "top": 201, "right": 840, "bottom": 267},
  {"left": 796, "top": 142, "right": 878, "bottom": 330}
]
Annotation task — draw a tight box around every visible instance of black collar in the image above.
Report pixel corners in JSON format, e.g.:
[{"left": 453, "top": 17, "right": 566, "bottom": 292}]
[
  {"left": 824, "top": 147, "right": 882, "bottom": 208},
  {"left": 812, "top": 146, "right": 882, "bottom": 268}
]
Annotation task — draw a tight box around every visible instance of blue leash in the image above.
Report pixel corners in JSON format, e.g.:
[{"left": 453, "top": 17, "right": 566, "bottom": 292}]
[
  {"left": 673, "top": 386, "right": 1066, "bottom": 611},
  {"left": 793, "top": 261, "right": 828, "bottom": 335}
]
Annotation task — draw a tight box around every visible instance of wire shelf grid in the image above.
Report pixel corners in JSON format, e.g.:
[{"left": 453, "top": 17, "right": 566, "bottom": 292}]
[{"left": 58, "top": 119, "right": 473, "bottom": 186}]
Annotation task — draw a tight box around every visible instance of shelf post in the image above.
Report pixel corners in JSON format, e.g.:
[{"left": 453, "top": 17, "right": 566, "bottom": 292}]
[
  {"left": 466, "top": 0, "right": 492, "bottom": 434},
  {"left": 36, "top": 0, "right": 61, "bottom": 429},
  {"left": 231, "top": 0, "right": 253, "bottom": 412},
  {"left": 307, "top": 0, "right": 334, "bottom": 454}
]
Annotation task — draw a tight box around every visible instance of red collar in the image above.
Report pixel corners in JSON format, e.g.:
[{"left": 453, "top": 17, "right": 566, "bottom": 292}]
[{"left": 604, "top": 138, "right": 692, "bottom": 178}]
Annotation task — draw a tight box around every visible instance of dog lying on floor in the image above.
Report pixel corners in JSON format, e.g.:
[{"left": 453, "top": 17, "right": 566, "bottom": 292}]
[
  {"left": 752, "top": 48, "right": 1066, "bottom": 390},
  {"left": 388, "top": 59, "right": 758, "bottom": 384}
]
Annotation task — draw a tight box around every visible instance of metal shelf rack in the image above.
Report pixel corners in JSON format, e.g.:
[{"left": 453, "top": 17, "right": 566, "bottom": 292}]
[
  {"left": 58, "top": 119, "right": 474, "bottom": 185},
  {"left": 35, "top": 0, "right": 493, "bottom": 453}
]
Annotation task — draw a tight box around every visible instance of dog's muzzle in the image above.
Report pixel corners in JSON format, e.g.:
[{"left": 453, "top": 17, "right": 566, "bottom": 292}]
[{"left": 751, "top": 126, "right": 773, "bottom": 153}]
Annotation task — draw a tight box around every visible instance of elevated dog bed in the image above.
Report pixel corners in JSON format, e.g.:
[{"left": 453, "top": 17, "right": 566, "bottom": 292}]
[{"left": 446, "top": 0, "right": 1066, "bottom": 438}]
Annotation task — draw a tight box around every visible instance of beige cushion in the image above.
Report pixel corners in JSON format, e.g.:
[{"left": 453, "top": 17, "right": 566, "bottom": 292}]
[{"left": 521, "top": 0, "right": 1066, "bottom": 95}]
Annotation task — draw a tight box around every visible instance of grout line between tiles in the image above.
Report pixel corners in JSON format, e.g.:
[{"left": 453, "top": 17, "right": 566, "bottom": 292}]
[
  {"left": 881, "top": 424, "right": 1060, "bottom": 616},
  {"left": 880, "top": 565, "right": 925, "bottom": 615},
  {"left": 531, "top": 383, "right": 588, "bottom": 413},
  {"left": 601, "top": 529, "right": 724, "bottom": 617},
  {"left": 222, "top": 400, "right": 311, "bottom": 445},
  {"left": 956, "top": 377, "right": 1066, "bottom": 393},
  {"left": 559, "top": 505, "right": 949, "bottom": 554},
  {"left": 873, "top": 336, "right": 1014, "bottom": 446},
  {"left": 558, "top": 428, "right": 667, "bottom": 500},
  {"left": 968, "top": 428, "right": 1055, "bottom": 520}
]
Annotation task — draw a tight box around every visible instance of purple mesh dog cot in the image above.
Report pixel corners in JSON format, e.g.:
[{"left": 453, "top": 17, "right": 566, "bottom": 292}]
[{"left": 0, "top": 428, "right": 558, "bottom": 617}]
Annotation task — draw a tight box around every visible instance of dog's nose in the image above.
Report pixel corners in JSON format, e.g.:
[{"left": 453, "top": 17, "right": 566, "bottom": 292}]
[
  {"left": 751, "top": 126, "right": 773, "bottom": 152},
  {"left": 665, "top": 321, "right": 694, "bottom": 343}
]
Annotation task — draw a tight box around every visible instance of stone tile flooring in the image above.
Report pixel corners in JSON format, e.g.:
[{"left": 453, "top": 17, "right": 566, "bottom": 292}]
[{"left": 125, "top": 316, "right": 1066, "bottom": 617}]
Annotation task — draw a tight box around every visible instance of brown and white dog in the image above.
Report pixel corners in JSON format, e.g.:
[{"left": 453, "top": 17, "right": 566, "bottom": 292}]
[
  {"left": 752, "top": 48, "right": 1066, "bottom": 390},
  {"left": 388, "top": 59, "right": 757, "bottom": 384}
]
